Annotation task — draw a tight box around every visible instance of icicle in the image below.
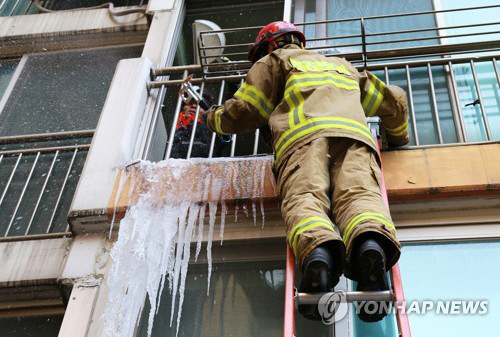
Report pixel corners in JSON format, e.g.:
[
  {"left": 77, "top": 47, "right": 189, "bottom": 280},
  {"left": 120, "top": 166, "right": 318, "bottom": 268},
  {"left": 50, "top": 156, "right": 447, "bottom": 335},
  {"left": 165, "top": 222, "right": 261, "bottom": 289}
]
[
  {"left": 169, "top": 202, "right": 190, "bottom": 327},
  {"left": 175, "top": 203, "right": 200, "bottom": 337},
  {"left": 207, "top": 201, "right": 218, "bottom": 295},
  {"left": 195, "top": 202, "right": 206, "bottom": 262},
  {"left": 260, "top": 199, "right": 265, "bottom": 228},
  {"left": 252, "top": 201, "right": 257, "bottom": 226},
  {"left": 243, "top": 202, "right": 249, "bottom": 217},
  {"left": 220, "top": 201, "right": 226, "bottom": 245}
]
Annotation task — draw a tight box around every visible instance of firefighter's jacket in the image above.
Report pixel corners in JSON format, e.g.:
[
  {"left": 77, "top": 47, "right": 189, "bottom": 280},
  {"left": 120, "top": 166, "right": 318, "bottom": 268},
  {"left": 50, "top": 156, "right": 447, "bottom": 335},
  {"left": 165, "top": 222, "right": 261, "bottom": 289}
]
[{"left": 206, "top": 44, "right": 409, "bottom": 167}]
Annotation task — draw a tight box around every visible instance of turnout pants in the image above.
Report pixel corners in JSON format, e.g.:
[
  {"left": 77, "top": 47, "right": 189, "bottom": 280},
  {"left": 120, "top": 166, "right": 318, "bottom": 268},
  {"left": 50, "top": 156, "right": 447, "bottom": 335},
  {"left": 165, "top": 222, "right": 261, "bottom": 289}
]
[{"left": 277, "top": 137, "right": 400, "bottom": 280}]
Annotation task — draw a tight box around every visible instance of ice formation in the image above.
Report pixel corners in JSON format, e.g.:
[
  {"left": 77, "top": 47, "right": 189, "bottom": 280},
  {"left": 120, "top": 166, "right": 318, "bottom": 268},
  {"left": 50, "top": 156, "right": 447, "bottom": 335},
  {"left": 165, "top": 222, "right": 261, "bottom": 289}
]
[{"left": 104, "top": 156, "right": 274, "bottom": 337}]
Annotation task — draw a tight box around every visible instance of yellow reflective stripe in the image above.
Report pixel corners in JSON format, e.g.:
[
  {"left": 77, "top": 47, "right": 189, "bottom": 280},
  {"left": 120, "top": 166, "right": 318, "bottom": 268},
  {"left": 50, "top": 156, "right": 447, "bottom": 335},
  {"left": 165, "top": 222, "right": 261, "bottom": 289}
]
[
  {"left": 343, "top": 212, "right": 396, "bottom": 244},
  {"left": 362, "top": 75, "right": 386, "bottom": 117},
  {"left": 287, "top": 217, "right": 334, "bottom": 255},
  {"left": 214, "top": 107, "right": 226, "bottom": 134},
  {"left": 288, "top": 216, "right": 332, "bottom": 245},
  {"left": 274, "top": 117, "right": 374, "bottom": 161},
  {"left": 290, "top": 58, "right": 351, "bottom": 75},
  {"left": 286, "top": 88, "right": 306, "bottom": 127},
  {"left": 284, "top": 72, "right": 358, "bottom": 127},
  {"left": 285, "top": 72, "right": 359, "bottom": 93},
  {"left": 385, "top": 121, "right": 408, "bottom": 137},
  {"left": 234, "top": 83, "right": 273, "bottom": 119}
]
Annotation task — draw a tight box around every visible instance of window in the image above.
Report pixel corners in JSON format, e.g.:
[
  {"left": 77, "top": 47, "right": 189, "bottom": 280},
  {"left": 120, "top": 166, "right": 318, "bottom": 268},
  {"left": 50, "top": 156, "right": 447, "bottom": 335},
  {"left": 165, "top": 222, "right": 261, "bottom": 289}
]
[
  {"left": 0, "top": 45, "right": 143, "bottom": 237},
  {"left": 0, "top": 45, "right": 143, "bottom": 136},
  {"left": 0, "top": 284, "right": 67, "bottom": 337},
  {"left": 137, "top": 258, "right": 330, "bottom": 336},
  {"left": 0, "top": 61, "right": 18, "bottom": 99},
  {"left": 398, "top": 240, "right": 500, "bottom": 337}
]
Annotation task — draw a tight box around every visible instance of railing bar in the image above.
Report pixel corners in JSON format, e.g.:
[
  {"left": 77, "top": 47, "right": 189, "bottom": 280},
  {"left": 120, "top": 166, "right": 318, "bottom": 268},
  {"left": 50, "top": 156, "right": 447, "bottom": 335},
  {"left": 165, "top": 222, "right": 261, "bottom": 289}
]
[
  {"left": 405, "top": 65, "right": 419, "bottom": 146},
  {"left": 152, "top": 53, "right": 500, "bottom": 77},
  {"left": 363, "top": 53, "right": 500, "bottom": 70},
  {"left": 199, "top": 42, "right": 253, "bottom": 51},
  {"left": 470, "top": 60, "right": 492, "bottom": 141},
  {"left": 365, "top": 21, "right": 500, "bottom": 38},
  {"left": 0, "top": 144, "right": 90, "bottom": 156},
  {"left": 230, "top": 79, "right": 244, "bottom": 157},
  {"left": 364, "top": 40, "right": 500, "bottom": 61},
  {"left": 253, "top": 129, "right": 260, "bottom": 155},
  {"left": 186, "top": 82, "right": 206, "bottom": 159},
  {"left": 5, "top": 152, "right": 40, "bottom": 237},
  {"left": 200, "top": 51, "right": 249, "bottom": 59},
  {"left": 165, "top": 70, "right": 188, "bottom": 159},
  {"left": 150, "top": 74, "right": 246, "bottom": 88},
  {"left": 24, "top": 0, "right": 33, "bottom": 14},
  {"left": 306, "top": 42, "right": 363, "bottom": 51},
  {"left": 427, "top": 63, "right": 443, "bottom": 144},
  {"left": 447, "top": 62, "right": 467, "bottom": 143},
  {"left": 151, "top": 55, "right": 500, "bottom": 87},
  {"left": 0, "top": 154, "right": 23, "bottom": 211},
  {"left": 307, "top": 34, "right": 363, "bottom": 42},
  {"left": 384, "top": 66, "right": 389, "bottom": 85},
  {"left": 362, "top": 4, "right": 500, "bottom": 21},
  {"left": 209, "top": 80, "right": 226, "bottom": 158},
  {"left": 8, "top": 0, "right": 22, "bottom": 16},
  {"left": 46, "top": 149, "right": 78, "bottom": 234},
  {"left": 0, "top": 232, "right": 71, "bottom": 243},
  {"left": 0, "top": 130, "right": 95, "bottom": 144},
  {"left": 365, "top": 29, "right": 500, "bottom": 46},
  {"left": 493, "top": 58, "right": 500, "bottom": 88},
  {"left": 25, "top": 150, "right": 59, "bottom": 235},
  {"left": 0, "top": 0, "right": 8, "bottom": 11},
  {"left": 230, "top": 134, "right": 237, "bottom": 157}
]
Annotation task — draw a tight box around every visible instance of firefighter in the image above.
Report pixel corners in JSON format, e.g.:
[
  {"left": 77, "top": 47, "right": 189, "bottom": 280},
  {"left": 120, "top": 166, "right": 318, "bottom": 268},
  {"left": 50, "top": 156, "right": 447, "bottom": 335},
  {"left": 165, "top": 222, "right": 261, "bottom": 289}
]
[{"left": 203, "top": 21, "right": 409, "bottom": 322}]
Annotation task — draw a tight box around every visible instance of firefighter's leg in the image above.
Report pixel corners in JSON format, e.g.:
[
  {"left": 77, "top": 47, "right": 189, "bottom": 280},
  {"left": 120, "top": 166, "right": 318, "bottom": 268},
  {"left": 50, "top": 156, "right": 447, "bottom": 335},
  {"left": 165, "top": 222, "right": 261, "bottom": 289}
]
[
  {"left": 278, "top": 137, "right": 345, "bottom": 320},
  {"left": 329, "top": 138, "right": 400, "bottom": 322},
  {"left": 329, "top": 138, "right": 400, "bottom": 279}
]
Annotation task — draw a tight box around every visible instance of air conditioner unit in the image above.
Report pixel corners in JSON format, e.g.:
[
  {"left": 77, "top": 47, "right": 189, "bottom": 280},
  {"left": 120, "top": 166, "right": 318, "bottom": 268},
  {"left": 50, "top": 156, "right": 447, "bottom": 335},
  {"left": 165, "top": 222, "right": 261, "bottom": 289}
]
[{"left": 192, "top": 19, "right": 226, "bottom": 65}]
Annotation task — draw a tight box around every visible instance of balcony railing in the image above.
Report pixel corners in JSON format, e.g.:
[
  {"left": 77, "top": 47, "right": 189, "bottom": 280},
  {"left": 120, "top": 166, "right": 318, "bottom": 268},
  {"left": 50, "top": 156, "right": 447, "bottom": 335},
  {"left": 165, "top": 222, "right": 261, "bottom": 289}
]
[
  {"left": 146, "top": 5, "right": 500, "bottom": 160},
  {"left": 0, "top": 130, "right": 93, "bottom": 241}
]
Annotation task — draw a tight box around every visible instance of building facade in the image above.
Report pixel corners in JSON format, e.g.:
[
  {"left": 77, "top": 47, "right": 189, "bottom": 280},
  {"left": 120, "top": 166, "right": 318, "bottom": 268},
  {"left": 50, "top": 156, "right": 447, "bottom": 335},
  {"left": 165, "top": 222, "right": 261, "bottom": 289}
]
[{"left": 0, "top": 0, "right": 500, "bottom": 336}]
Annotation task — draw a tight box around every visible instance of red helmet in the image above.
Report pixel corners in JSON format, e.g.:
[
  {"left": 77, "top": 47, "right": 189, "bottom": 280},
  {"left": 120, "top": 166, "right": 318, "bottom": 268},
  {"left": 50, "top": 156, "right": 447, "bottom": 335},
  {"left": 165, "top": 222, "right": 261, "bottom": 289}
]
[{"left": 248, "top": 21, "right": 306, "bottom": 63}]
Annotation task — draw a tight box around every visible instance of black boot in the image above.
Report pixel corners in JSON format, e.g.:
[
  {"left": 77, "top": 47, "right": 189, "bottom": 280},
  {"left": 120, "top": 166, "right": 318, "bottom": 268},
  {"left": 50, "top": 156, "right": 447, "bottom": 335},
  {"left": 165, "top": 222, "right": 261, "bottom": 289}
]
[
  {"left": 298, "top": 243, "right": 343, "bottom": 321},
  {"left": 354, "top": 237, "right": 389, "bottom": 322}
]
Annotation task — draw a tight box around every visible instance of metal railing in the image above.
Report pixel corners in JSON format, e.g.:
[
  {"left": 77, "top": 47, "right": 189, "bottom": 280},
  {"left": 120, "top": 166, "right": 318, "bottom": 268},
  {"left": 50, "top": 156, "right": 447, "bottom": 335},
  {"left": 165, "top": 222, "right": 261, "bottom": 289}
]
[
  {"left": 193, "top": 4, "right": 500, "bottom": 70},
  {"left": 149, "top": 54, "right": 500, "bottom": 157},
  {"left": 146, "top": 5, "right": 500, "bottom": 160},
  {"left": 0, "top": 130, "right": 93, "bottom": 240}
]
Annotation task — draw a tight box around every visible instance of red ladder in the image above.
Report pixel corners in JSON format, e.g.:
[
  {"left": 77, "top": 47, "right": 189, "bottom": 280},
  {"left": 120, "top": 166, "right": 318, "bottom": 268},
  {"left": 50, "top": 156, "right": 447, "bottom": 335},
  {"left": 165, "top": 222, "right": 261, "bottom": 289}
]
[{"left": 283, "top": 129, "right": 411, "bottom": 337}]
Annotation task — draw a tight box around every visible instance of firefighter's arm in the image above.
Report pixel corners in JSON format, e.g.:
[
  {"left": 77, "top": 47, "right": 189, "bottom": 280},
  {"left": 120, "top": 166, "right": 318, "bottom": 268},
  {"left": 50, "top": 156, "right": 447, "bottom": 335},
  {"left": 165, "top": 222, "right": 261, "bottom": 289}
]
[
  {"left": 206, "top": 61, "right": 279, "bottom": 135},
  {"left": 358, "top": 71, "right": 409, "bottom": 147}
]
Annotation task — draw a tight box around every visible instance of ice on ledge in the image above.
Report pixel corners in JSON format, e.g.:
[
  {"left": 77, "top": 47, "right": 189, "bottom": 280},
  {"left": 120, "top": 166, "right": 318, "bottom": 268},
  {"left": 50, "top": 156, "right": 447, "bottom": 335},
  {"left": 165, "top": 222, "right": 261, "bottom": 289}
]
[{"left": 104, "top": 156, "right": 275, "bottom": 337}]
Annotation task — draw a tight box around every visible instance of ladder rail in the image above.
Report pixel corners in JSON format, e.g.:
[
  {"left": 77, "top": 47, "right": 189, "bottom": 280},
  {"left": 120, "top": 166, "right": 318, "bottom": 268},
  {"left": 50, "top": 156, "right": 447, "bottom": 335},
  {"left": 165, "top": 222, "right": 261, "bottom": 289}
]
[
  {"left": 373, "top": 129, "right": 412, "bottom": 337},
  {"left": 284, "top": 245, "right": 296, "bottom": 337}
]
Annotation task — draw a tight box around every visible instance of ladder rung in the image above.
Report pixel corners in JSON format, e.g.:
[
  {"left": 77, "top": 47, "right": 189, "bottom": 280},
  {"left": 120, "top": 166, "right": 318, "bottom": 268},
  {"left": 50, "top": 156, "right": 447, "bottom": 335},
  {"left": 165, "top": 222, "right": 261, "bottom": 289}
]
[{"left": 296, "top": 290, "right": 393, "bottom": 305}]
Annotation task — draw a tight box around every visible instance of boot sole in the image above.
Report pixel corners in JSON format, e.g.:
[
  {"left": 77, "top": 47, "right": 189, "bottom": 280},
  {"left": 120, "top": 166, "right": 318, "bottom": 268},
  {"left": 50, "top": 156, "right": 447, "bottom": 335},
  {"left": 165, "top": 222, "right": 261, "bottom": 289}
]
[{"left": 356, "top": 244, "right": 389, "bottom": 322}]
